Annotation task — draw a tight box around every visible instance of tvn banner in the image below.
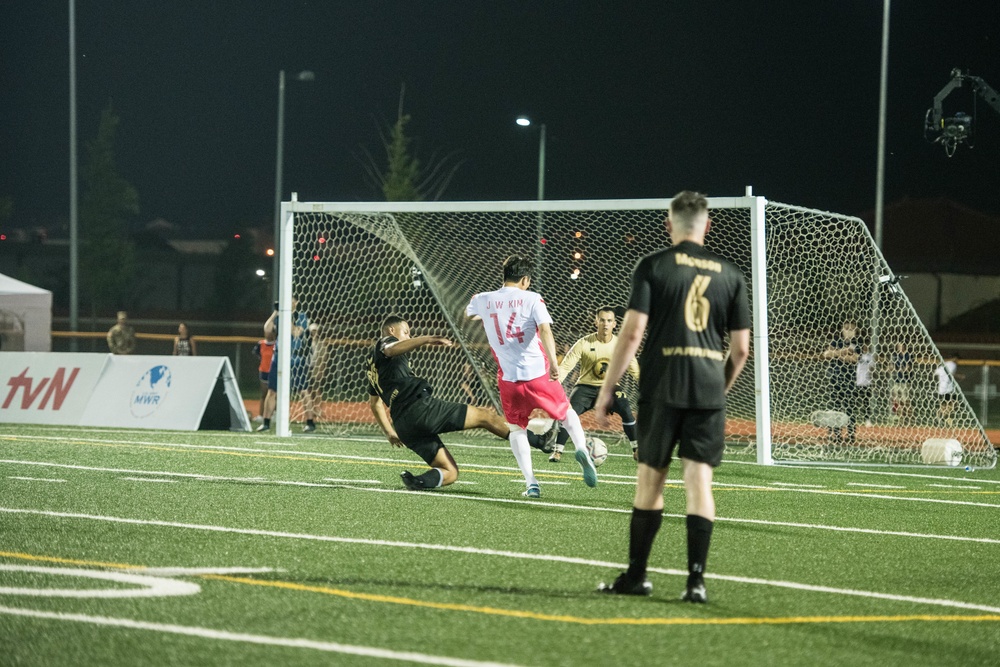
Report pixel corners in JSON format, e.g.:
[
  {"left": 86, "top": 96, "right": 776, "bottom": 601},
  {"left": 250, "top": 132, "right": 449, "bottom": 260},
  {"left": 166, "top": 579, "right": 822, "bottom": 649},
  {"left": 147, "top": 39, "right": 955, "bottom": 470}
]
[
  {"left": 0, "top": 353, "right": 249, "bottom": 431},
  {"left": 0, "top": 353, "right": 106, "bottom": 424}
]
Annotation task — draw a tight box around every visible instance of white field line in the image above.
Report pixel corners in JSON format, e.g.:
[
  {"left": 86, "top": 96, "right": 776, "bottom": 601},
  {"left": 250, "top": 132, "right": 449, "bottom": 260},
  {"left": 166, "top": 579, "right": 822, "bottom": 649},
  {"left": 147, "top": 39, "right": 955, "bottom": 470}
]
[
  {"left": 2, "top": 507, "right": 1000, "bottom": 615},
  {"left": 0, "top": 564, "right": 199, "bottom": 599},
  {"left": 321, "top": 478, "right": 383, "bottom": 484},
  {"left": 847, "top": 483, "right": 906, "bottom": 489},
  {"left": 928, "top": 484, "right": 981, "bottom": 490},
  {"left": 508, "top": 479, "right": 570, "bottom": 486},
  {"left": 782, "top": 464, "right": 1000, "bottom": 485},
  {"left": 2, "top": 459, "right": 1000, "bottom": 545},
  {"left": 8, "top": 476, "right": 66, "bottom": 483},
  {"left": 122, "top": 477, "right": 177, "bottom": 483},
  {"left": 770, "top": 482, "right": 826, "bottom": 488},
  {"left": 0, "top": 605, "right": 522, "bottom": 667},
  {"left": 12, "top": 431, "right": 1000, "bottom": 488}
]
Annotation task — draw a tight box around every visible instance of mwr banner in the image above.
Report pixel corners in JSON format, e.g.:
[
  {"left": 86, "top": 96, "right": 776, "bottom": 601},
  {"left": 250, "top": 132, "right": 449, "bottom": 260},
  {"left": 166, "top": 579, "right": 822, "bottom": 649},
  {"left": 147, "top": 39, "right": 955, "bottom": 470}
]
[
  {"left": 0, "top": 352, "right": 107, "bottom": 425},
  {"left": 0, "top": 353, "right": 250, "bottom": 431}
]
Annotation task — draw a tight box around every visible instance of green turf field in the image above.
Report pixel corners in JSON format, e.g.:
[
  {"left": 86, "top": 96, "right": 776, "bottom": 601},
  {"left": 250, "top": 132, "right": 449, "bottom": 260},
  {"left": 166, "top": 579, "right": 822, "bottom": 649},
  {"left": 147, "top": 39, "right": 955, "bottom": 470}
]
[{"left": 1, "top": 425, "right": 998, "bottom": 666}]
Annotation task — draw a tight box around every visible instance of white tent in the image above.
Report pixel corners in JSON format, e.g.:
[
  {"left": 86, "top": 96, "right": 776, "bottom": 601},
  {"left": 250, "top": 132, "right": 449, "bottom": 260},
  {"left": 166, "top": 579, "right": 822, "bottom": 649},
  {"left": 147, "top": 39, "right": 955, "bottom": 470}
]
[{"left": 0, "top": 273, "right": 52, "bottom": 352}]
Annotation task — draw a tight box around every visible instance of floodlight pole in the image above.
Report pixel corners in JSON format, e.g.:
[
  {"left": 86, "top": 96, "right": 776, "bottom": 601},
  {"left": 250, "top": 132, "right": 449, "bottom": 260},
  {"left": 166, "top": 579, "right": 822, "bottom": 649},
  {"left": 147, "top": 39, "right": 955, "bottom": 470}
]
[
  {"left": 69, "top": 0, "right": 79, "bottom": 349},
  {"left": 272, "top": 70, "right": 314, "bottom": 301},
  {"left": 874, "top": 0, "right": 890, "bottom": 250}
]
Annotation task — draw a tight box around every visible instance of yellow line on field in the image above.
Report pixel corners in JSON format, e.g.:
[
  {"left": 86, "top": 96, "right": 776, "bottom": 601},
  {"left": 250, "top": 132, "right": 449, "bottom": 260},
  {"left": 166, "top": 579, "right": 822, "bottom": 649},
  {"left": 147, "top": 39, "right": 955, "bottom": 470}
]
[
  {"left": 203, "top": 574, "right": 1000, "bottom": 627},
  {"left": 4, "top": 550, "right": 1000, "bottom": 627},
  {"left": 0, "top": 550, "right": 142, "bottom": 570}
]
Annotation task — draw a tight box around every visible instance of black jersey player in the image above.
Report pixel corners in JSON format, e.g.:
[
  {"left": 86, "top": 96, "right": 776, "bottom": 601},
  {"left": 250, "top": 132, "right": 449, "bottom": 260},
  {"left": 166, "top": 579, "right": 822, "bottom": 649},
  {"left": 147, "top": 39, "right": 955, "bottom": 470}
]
[{"left": 595, "top": 191, "right": 751, "bottom": 602}]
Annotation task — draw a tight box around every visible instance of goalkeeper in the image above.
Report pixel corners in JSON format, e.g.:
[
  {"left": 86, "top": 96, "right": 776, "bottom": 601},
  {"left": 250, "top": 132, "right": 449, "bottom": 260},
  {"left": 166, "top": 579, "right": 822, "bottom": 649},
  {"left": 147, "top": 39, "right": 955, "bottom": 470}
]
[
  {"left": 549, "top": 306, "right": 640, "bottom": 462},
  {"left": 367, "top": 315, "right": 554, "bottom": 492}
]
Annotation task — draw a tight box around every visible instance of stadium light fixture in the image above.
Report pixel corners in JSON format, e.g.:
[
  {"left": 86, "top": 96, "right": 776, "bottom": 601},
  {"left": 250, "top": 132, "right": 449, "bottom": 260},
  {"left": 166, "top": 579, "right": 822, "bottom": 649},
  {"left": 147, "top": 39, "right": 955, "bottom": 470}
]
[
  {"left": 514, "top": 116, "right": 546, "bottom": 201},
  {"left": 273, "top": 69, "right": 315, "bottom": 301}
]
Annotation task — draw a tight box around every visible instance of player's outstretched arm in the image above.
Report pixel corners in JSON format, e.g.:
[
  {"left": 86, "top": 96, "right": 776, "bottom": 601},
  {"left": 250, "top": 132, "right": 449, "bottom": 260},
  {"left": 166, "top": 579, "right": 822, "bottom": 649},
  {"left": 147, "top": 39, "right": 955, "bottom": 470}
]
[
  {"left": 383, "top": 335, "right": 454, "bottom": 357},
  {"left": 558, "top": 338, "right": 584, "bottom": 382},
  {"left": 369, "top": 395, "right": 403, "bottom": 447},
  {"left": 596, "top": 309, "right": 647, "bottom": 427}
]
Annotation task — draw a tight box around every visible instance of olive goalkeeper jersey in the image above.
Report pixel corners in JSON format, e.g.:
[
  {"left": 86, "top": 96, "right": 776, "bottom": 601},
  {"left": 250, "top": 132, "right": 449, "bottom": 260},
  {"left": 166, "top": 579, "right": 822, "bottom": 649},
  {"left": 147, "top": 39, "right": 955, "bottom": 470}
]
[{"left": 558, "top": 333, "right": 639, "bottom": 387}]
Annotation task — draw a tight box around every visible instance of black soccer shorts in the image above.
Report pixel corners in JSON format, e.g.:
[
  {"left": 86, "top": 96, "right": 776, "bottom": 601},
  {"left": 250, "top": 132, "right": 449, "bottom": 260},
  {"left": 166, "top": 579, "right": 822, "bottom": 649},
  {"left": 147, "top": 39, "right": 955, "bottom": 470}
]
[
  {"left": 392, "top": 396, "right": 467, "bottom": 465},
  {"left": 636, "top": 402, "right": 726, "bottom": 468}
]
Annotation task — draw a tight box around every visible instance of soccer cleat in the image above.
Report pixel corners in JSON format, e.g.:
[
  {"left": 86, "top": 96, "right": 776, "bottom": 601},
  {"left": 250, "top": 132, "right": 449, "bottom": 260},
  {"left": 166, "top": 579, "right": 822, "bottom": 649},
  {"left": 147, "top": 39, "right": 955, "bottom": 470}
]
[
  {"left": 597, "top": 572, "right": 652, "bottom": 596},
  {"left": 255, "top": 423, "right": 269, "bottom": 432},
  {"left": 400, "top": 471, "right": 424, "bottom": 491},
  {"left": 681, "top": 582, "right": 708, "bottom": 603},
  {"left": 548, "top": 450, "right": 562, "bottom": 463},
  {"left": 302, "top": 424, "right": 316, "bottom": 433},
  {"left": 522, "top": 484, "right": 541, "bottom": 498},
  {"left": 575, "top": 448, "right": 598, "bottom": 488}
]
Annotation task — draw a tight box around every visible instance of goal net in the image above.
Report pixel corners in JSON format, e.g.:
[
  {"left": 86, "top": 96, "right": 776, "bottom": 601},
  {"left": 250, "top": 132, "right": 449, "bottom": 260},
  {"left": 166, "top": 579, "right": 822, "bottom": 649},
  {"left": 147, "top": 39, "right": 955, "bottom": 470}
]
[{"left": 274, "top": 195, "right": 996, "bottom": 469}]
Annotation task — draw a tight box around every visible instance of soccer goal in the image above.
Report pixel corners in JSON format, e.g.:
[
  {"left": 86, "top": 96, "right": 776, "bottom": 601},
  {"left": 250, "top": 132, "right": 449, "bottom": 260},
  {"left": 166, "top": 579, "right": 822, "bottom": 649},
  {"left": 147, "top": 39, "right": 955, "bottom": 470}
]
[{"left": 273, "top": 192, "right": 996, "bottom": 469}]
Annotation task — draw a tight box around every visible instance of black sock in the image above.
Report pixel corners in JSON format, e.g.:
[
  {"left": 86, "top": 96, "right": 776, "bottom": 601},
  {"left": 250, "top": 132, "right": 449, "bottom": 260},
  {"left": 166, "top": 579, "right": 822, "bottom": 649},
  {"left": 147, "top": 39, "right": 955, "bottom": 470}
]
[
  {"left": 262, "top": 418, "right": 270, "bottom": 428},
  {"left": 526, "top": 431, "right": 544, "bottom": 450},
  {"left": 686, "top": 514, "right": 714, "bottom": 586},
  {"left": 626, "top": 507, "right": 663, "bottom": 580},
  {"left": 307, "top": 419, "right": 315, "bottom": 428},
  {"left": 416, "top": 468, "right": 444, "bottom": 488}
]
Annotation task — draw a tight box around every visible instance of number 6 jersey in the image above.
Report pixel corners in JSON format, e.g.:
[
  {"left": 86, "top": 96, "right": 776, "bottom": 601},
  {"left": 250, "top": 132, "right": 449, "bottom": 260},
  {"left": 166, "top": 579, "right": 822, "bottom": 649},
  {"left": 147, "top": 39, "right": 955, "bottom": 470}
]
[
  {"left": 628, "top": 240, "right": 751, "bottom": 409},
  {"left": 466, "top": 286, "right": 552, "bottom": 382}
]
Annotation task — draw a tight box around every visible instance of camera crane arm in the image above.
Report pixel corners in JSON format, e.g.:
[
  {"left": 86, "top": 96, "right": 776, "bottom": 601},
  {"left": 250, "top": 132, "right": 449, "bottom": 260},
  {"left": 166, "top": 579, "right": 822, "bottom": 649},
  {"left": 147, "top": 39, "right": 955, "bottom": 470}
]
[
  {"left": 926, "top": 69, "right": 1000, "bottom": 155},
  {"left": 928, "top": 69, "right": 1000, "bottom": 128}
]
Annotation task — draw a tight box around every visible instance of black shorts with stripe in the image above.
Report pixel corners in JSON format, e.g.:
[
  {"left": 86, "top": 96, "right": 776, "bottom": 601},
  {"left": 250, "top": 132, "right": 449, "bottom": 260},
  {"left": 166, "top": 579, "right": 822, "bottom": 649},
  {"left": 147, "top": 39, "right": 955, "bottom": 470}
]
[
  {"left": 391, "top": 395, "right": 468, "bottom": 465},
  {"left": 569, "top": 384, "right": 635, "bottom": 421},
  {"left": 636, "top": 402, "right": 726, "bottom": 468}
]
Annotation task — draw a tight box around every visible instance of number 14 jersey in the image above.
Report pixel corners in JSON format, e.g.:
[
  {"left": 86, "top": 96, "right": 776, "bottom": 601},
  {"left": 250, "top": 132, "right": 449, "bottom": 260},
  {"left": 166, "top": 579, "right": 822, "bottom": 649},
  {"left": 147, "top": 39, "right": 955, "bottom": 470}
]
[{"left": 467, "top": 286, "right": 552, "bottom": 382}]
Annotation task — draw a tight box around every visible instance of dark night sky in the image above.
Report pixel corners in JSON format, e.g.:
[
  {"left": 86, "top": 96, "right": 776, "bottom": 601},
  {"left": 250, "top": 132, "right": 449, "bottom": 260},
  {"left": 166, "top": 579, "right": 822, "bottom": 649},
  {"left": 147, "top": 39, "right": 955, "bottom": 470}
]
[{"left": 1, "top": 1, "right": 998, "bottom": 236}]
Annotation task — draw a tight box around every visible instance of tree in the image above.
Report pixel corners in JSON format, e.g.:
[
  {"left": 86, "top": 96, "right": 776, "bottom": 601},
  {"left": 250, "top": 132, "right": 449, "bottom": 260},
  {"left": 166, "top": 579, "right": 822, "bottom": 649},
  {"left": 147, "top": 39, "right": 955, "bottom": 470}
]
[
  {"left": 360, "top": 84, "right": 463, "bottom": 202},
  {"left": 80, "top": 102, "right": 139, "bottom": 313}
]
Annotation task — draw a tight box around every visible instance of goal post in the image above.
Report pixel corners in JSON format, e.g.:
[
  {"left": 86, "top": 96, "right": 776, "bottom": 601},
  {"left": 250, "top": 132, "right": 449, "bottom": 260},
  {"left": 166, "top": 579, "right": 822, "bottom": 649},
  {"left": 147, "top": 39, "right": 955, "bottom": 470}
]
[{"left": 275, "top": 193, "right": 996, "bottom": 469}]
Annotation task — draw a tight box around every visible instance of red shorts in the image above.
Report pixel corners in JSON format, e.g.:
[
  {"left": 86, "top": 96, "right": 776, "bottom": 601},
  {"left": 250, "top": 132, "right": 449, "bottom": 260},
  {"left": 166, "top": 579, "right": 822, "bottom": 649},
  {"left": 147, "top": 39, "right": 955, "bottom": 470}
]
[{"left": 498, "top": 374, "right": 570, "bottom": 428}]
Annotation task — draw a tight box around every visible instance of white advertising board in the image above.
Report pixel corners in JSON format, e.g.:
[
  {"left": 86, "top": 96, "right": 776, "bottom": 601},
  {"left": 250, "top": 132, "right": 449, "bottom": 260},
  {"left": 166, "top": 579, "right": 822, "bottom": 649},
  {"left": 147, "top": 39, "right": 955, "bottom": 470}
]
[
  {"left": 0, "top": 353, "right": 249, "bottom": 431},
  {"left": 79, "top": 356, "right": 250, "bottom": 431},
  {"left": 0, "top": 352, "right": 108, "bottom": 425}
]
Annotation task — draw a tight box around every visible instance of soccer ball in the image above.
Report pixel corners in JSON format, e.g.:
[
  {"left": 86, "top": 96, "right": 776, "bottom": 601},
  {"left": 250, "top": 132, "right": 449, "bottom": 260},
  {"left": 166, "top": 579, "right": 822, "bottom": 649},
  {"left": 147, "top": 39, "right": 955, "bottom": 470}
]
[{"left": 586, "top": 436, "right": 608, "bottom": 467}]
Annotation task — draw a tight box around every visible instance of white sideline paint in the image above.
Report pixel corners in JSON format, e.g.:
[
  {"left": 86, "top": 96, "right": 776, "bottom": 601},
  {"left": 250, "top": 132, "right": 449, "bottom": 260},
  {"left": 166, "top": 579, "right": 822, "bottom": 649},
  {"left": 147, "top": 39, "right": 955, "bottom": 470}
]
[
  {"left": 846, "top": 483, "right": 906, "bottom": 489},
  {"left": 8, "top": 476, "right": 65, "bottom": 483},
  {"left": 321, "top": 478, "right": 383, "bottom": 484},
  {"left": 770, "top": 482, "right": 826, "bottom": 488},
  {"left": 2, "top": 508, "right": 1000, "bottom": 615},
  {"left": 0, "top": 564, "right": 200, "bottom": 599},
  {"left": 2, "top": 459, "right": 999, "bottom": 544},
  {"left": 0, "top": 605, "right": 523, "bottom": 667},
  {"left": 122, "top": 477, "right": 177, "bottom": 483},
  {"left": 928, "top": 484, "right": 981, "bottom": 490}
]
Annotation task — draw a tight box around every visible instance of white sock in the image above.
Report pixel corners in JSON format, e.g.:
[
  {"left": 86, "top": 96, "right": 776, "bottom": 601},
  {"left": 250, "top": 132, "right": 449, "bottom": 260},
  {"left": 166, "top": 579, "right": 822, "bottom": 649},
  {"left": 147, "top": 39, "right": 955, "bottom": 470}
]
[
  {"left": 561, "top": 408, "right": 588, "bottom": 454},
  {"left": 508, "top": 426, "right": 538, "bottom": 487}
]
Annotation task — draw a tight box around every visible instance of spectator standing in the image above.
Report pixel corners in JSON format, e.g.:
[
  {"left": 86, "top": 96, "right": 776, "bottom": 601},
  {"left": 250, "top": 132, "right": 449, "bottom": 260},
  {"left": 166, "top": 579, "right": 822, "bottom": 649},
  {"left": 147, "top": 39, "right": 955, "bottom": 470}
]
[
  {"left": 107, "top": 311, "right": 137, "bottom": 355},
  {"left": 172, "top": 323, "right": 197, "bottom": 356}
]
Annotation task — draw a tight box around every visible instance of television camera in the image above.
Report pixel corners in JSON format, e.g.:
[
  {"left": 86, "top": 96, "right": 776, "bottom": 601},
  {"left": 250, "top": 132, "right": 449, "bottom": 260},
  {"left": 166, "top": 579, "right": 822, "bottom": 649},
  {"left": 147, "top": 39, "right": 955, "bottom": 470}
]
[{"left": 924, "top": 69, "right": 1000, "bottom": 156}]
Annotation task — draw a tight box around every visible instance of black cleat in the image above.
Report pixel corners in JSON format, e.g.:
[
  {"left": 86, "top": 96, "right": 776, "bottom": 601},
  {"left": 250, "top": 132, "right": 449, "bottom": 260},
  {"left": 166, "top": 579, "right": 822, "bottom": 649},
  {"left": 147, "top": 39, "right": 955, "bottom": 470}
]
[
  {"left": 597, "top": 572, "right": 652, "bottom": 596},
  {"left": 400, "top": 471, "right": 424, "bottom": 491},
  {"left": 681, "top": 582, "right": 708, "bottom": 603}
]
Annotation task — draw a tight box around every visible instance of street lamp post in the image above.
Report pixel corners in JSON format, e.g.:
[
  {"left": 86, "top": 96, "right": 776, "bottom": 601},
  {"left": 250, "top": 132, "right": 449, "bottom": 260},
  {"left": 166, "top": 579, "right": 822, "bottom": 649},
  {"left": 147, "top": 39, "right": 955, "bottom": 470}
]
[
  {"left": 272, "top": 69, "right": 314, "bottom": 300},
  {"left": 516, "top": 116, "right": 546, "bottom": 201},
  {"left": 516, "top": 116, "right": 547, "bottom": 287}
]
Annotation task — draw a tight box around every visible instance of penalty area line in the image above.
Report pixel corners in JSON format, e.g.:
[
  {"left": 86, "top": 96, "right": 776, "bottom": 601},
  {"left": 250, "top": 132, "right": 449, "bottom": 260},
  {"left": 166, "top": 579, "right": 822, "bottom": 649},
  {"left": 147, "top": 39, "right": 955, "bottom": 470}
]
[{"left": 0, "top": 605, "right": 523, "bottom": 667}]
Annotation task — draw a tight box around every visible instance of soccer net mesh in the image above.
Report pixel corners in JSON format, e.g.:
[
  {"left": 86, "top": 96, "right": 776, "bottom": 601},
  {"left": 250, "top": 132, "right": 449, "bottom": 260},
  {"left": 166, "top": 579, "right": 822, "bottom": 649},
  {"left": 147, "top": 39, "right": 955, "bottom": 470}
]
[{"left": 281, "top": 197, "right": 995, "bottom": 468}]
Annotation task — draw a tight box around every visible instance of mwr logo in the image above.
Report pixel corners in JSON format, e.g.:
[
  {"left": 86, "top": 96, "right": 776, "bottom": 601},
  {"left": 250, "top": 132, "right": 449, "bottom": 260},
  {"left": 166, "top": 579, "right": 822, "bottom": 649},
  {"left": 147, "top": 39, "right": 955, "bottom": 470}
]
[
  {"left": 130, "top": 365, "right": 172, "bottom": 418},
  {"left": 2, "top": 368, "right": 81, "bottom": 411}
]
